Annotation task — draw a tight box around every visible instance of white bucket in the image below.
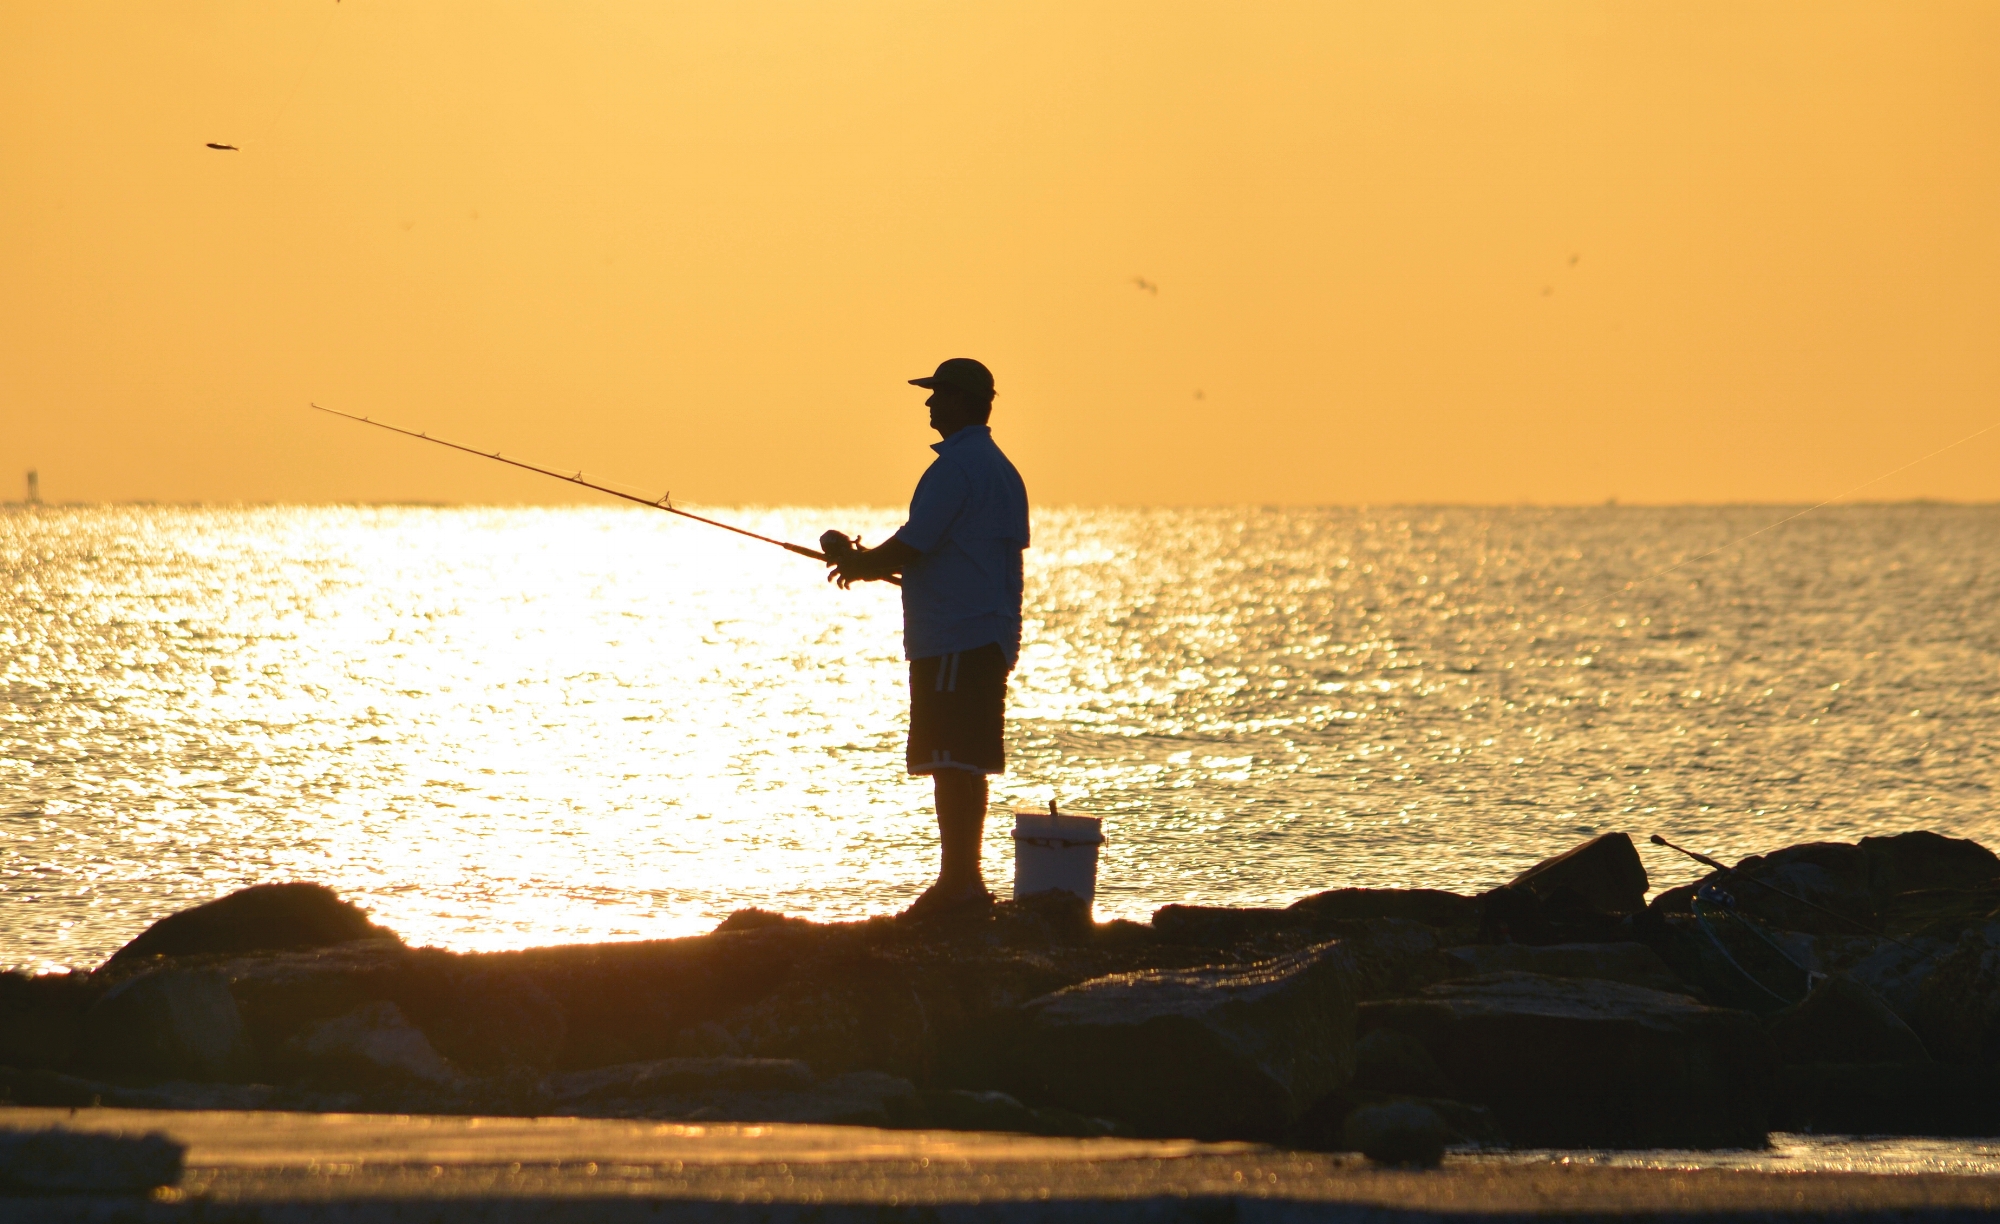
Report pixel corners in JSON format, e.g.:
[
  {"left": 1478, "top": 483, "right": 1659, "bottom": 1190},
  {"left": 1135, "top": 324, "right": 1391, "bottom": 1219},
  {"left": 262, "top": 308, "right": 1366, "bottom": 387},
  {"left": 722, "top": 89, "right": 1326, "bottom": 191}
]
[{"left": 1011, "top": 806, "right": 1105, "bottom": 903}]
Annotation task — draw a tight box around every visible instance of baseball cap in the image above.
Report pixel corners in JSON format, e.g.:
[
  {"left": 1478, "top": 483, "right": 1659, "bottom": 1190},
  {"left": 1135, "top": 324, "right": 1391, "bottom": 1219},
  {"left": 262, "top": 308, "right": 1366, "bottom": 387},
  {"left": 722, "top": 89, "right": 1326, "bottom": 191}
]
[{"left": 909, "top": 357, "right": 995, "bottom": 399}]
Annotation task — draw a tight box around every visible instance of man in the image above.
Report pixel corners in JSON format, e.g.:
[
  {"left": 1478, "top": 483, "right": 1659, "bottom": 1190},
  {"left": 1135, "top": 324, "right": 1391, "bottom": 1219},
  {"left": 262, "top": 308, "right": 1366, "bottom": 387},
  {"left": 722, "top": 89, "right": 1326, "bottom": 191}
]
[{"left": 821, "top": 358, "right": 1030, "bottom": 918}]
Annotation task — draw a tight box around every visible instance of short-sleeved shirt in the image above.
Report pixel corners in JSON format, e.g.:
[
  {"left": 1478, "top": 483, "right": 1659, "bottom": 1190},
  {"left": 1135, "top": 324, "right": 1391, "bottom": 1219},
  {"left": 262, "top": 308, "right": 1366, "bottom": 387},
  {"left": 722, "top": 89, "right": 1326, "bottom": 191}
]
[{"left": 891, "top": 425, "right": 1030, "bottom": 663}]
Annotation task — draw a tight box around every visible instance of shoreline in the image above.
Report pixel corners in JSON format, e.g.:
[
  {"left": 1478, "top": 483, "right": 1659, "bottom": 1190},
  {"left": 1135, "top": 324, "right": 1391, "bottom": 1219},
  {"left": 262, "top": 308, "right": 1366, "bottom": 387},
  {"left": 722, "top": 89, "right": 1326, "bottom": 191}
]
[
  {"left": 7, "top": 1105, "right": 2000, "bottom": 1221},
  {"left": 5, "top": 828, "right": 2000, "bottom": 1208}
]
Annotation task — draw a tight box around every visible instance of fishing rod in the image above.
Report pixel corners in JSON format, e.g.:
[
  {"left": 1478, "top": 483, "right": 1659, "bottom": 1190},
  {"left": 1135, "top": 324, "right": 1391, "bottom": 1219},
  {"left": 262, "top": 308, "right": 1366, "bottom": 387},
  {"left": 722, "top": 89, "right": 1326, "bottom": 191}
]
[
  {"left": 311, "top": 403, "right": 897, "bottom": 584},
  {"left": 1650, "top": 834, "right": 1919, "bottom": 952}
]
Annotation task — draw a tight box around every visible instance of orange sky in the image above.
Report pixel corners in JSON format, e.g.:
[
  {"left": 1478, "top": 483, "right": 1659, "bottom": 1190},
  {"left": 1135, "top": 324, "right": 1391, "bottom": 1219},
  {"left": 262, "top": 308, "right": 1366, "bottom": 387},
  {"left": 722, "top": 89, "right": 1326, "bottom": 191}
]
[{"left": 3, "top": 3, "right": 1996, "bottom": 507}]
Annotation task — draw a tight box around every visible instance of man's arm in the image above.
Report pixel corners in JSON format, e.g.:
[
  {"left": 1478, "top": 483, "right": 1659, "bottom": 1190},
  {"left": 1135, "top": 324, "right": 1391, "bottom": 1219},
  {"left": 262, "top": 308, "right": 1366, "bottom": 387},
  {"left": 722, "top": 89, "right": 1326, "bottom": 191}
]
[{"left": 822, "top": 532, "right": 920, "bottom": 588}]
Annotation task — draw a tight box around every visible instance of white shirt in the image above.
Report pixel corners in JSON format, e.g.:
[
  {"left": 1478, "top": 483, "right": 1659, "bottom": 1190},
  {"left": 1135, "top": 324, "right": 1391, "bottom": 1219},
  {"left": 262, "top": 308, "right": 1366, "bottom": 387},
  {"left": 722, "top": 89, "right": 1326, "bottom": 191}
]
[{"left": 891, "top": 425, "right": 1030, "bottom": 663}]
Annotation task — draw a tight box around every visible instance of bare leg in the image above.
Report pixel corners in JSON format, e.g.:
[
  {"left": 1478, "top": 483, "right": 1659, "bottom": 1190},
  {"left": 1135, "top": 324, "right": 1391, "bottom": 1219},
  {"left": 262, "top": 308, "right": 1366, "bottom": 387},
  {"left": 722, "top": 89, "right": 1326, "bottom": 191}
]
[{"left": 932, "top": 770, "right": 989, "bottom": 896}]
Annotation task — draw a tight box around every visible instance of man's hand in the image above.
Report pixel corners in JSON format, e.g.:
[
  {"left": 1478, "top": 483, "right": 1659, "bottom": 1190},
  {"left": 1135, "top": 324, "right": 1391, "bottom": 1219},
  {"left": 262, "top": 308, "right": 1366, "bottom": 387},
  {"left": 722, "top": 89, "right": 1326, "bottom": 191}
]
[{"left": 820, "top": 531, "right": 919, "bottom": 589}]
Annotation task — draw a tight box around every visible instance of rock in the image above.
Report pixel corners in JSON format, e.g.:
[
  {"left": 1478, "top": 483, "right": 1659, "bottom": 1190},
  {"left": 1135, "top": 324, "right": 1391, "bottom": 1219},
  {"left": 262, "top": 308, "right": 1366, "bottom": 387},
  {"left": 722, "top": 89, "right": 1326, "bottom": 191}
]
[
  {"left": 1714, "top": 842, "right": 1876, "bottom": 935},
  {"left": 78, "top": 968, "right": 253, "bottom": 1081},
  {"left": 544, "top": 1057, "right": 919, "bottom": 1128},
  {"left": 403, "top": 969, "right": 569, "bottom": 1071},
  {"left": 1836, "top": 931, "right": 1958, "bottom": 1022},
  {"left": 1007, "top": 941, "right": 1359, "bottom": 1141},
  {"left": 1288, "top": 889, "right": 1481, "bottom": 929},
  {"left": 714, "top": 959, "right": 931, "bottom": 1078},
  {"left": 0, "top": 971, "right": 89, "bottom": 1070},
  {"left": 1768, "top": 974, "right": 1929, "bottom": 1065},
  {"left": 997, "top": 890, "right": 1096, "bottom": 943},
  {"left": 549, "top": 1057, "right": 816, "bottom": 1103},
  {"left": 0, "top": 1067, "right": 111, "bottom": 1108},
  {"left": 1150, "top": 906, "right": 1308, "bottom": 946},
  {"left": 1288, "top": 1086, "right": 1496, "bottom": 1152},
  {"left": 104, "top": 883, "right": 397, "bottom": 967},
  {"left": 1913, "top": 927, "right": 2000, "bottom": 1064},
  {"left": 670, "top": 1021, "right": 745, "bottom": 1059},
  {"left": 1351, "top": 1028, "right": 1454, "bottom": 1098},
  {"left": 714, "top": 908, "right": 799, "bottom": 933},
  {"left": 1476, "top": 884, "right": 1558, "bottom": 946},
  {"left": 1646, "top": 883, "right": 1698, "bottom": 916},
  {"left": 1776, "top": 1062, "right": 2000, "bottom": 1136},
  {"left": 1344, "top": 1101, "right": 1449, "bottom": 1166},
  {"left": 0, "top": 1128, "right": 185, "bottom": 1194},
  {"left": 1861, "top": 831, "right": 2000, "bottom": 898},
  {"left": 1443, "top": 942, "right": 1690, "bottom": 995},
  {"left": 1651, "top": 833, "right": 2000, "bottom": 938},
  {"left": 745, "top": 1070, "right": 918, "bottom": 1127},
  {"left": 918, "top": 1089, "right": 1117, "bottom": 1137},
  {"left": 1359, "top": 971, "right": 1773, "bottom": 1148},
  {"left": 1507, "top": 833, "right": 1649, "bottom": 916},
  {"left": 288, "top": 1001, "right": 463, "bottom": 1085},
  {"left": 1878, "top": 886, "right": 2000, "bottom": 938}
]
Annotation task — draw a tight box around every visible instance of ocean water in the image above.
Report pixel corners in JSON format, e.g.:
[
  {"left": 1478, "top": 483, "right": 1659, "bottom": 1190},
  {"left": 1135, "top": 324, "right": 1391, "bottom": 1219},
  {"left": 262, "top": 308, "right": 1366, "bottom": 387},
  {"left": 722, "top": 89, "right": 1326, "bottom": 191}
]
[{"left": 2, "top": 504, "right": 1996, "bottom": 972}]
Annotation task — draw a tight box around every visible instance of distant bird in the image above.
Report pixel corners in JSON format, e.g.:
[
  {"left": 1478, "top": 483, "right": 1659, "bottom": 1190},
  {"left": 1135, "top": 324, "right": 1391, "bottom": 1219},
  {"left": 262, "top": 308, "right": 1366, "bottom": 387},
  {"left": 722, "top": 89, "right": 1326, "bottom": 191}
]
[
  {"left": 205, "top": 143, "right": 238, "bottom": 151},
  {"left": 1131, "top": 276, "right": 1159, "bottom": 295},
  {"left": 1193, "top": 390, "right": 1205, "bottom": 401},
  {"left": 1541, "top": 285, "right": 1554, "bottom": 296},
  {"left": 1569, "top": 253, "right": 1580, "bottom": 267}
]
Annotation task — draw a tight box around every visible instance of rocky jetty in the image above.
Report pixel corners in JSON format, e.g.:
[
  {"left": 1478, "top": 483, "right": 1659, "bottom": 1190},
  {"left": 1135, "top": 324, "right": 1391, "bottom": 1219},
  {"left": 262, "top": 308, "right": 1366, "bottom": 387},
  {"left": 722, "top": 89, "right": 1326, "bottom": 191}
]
[{"left": 6, "top": 829, "right": 2000, "bottom": 1152}]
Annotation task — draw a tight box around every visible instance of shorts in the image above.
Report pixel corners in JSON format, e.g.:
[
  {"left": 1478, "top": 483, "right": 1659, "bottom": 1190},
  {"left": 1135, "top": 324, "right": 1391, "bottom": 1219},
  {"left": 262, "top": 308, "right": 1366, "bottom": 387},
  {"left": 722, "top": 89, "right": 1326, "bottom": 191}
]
[{"left": 907, "top": 643, "right": 1011, "bottom": 775}]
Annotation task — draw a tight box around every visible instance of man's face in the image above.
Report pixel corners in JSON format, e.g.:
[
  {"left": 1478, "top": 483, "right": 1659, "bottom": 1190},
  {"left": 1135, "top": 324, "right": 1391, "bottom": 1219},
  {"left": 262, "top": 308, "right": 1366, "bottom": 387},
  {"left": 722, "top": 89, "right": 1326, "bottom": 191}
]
[{"left": 925, "top": 389, "right": 977, "bottom": 436}]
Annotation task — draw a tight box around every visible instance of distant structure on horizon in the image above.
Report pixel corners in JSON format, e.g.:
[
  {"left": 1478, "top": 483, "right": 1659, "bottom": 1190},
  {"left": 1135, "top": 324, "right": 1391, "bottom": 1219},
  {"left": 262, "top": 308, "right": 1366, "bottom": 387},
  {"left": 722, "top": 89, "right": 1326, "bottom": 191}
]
[{"left": 25, "top": 470, "right": 39, "bottom": 505}]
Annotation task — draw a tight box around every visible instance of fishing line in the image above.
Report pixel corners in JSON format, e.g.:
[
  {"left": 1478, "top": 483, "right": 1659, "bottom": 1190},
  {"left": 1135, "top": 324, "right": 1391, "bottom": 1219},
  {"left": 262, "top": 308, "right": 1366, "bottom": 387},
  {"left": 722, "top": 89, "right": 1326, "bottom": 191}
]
[
  {"left": 256, "top": 2, "right": 342, "bottom": 147},
  {"left": 311, "top": 403, "right": 899, "bottom": 583},
  {"left": 1576, "top": 414, "right": 2000, "bottom": 613}
]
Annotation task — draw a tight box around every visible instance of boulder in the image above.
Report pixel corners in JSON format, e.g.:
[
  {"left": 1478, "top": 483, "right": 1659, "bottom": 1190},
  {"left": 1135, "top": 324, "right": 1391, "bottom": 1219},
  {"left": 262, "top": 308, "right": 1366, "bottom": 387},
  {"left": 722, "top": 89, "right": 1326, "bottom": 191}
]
[
  {"left": 1359, "top": 971, "right": 1773, "bottom": 1148},
  {"left": 0, "top": 1129, "right": 184, "bottom": 1194},
  {"left": 1861, "top": 831, "right": 2000, "bottom": 899},
  {"left": 1350, "top": 1028, "right": 1454, "bottom": 1098},
  {"left": 1344, "top": 1101, "right": 1449, "bottom": 1166},
  {"left": 545, "top": 1057, "right": 920, "bottom": 1127},
  {"left": 1768, "top": 974, "right": 1929, "bottom": 1065},
  {"left": 1151, "top": 906, "right": 1308, "bottom": 946},
  {"left": 1776, "top": 1062, "right": 2000, "bottom": 1136},
  {"left": 1287, "top": 1087, "right": 1496, "bottom": 1152},
  {"left": 714, "top": 1070, "right": 917, "bottom": 1127},
  {"left": 402, "top": 969, "right": 569, "bottom": 1071},
  {"left": 1913, "top": 927, "right": 2000, "bottom": 1064},
  {"left": 78, "top": 969, "right": 253, "bottom": 1081},
  {"left": 0, "top": 971, "right": 89, "bottom": 1070},
  {"left": 1288, "top": 889, "right": 1481, "bottom": 929},
  {"left": 917, "top": 1089, "right": 1117, "bottom": 1137},
  {"left": 104, "top": 883, "right": 398, "bottom": 967},
  {"left": 1713, "top": 843, "right": 1876, "bottom": 935},
  {"left": 713, "top": 908, "right": 801, "bottom": 934},
  {"left": 712, "top": 960, "right": 931, "bottom": 1078},
  {"left": 1506, "top": 833, "right": 1649, "bottom": 916},
  {"left": 560, "top": 1066, "right": 920, "bottom": 1127},
  {"left": 1651, "top": 833, "right": 2000, "bottom": 937},
  {"left": 287, "top": 1001, "right": 462, "bottom": 1085},
  {"left": 1443, "top": 942, "right": 1689, "bottom": 995},
  {"left": 548, "top": 1057, "right": 816, "bottom": 1103},
  {"left": 997, "top": 890, "right": 1097, "bottom": 943},
  {"left": 1878, "top": 885, "right": 2000, "bottom": 938},
  {"left": 0, "top": 1066, "right": 274, "bottom": 1112},
  {"left": 1007, "top": 941, "right": 1360, "bottom": 1141}
]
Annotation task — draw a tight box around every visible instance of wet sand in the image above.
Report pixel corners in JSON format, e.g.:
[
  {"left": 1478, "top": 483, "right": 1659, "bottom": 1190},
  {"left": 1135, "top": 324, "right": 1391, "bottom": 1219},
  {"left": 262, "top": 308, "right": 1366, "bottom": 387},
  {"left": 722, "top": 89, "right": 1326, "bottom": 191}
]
[{"left": 6, "top": 1106, "right": 2000, "bottom": 1221}]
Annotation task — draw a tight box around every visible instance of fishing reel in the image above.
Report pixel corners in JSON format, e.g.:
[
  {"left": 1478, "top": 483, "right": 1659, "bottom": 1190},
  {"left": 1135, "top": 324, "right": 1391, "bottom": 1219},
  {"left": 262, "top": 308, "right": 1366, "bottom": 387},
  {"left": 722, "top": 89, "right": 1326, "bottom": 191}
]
[{"left": 818, "top": 530, "right": 860, "bottom": 563}]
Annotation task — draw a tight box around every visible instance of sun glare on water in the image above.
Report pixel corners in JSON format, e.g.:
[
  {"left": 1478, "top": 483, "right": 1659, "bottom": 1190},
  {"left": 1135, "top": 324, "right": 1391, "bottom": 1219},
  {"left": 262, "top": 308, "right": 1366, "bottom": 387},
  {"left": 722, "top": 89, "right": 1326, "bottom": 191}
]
[{"left": 4, "top": 504, "right": 1997, "bottom": 970}]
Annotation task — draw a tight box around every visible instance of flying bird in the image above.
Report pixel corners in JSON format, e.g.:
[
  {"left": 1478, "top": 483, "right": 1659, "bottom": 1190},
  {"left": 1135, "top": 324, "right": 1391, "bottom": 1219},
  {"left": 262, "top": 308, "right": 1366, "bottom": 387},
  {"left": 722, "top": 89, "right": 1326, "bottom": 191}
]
[
  {"left": 205, "top": 143, "right": 239, "bottom": 151},
  {"left": 1131, "top": 276, "right": 1159, "bottom": 295}
]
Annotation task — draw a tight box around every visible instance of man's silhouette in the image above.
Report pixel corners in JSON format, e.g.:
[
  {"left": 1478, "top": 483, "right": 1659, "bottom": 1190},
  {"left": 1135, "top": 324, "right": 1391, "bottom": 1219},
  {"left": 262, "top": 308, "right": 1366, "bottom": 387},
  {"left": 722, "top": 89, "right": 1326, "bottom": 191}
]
[{"left": 822, "top": 358, "right": 1029, "bottom": 918}]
